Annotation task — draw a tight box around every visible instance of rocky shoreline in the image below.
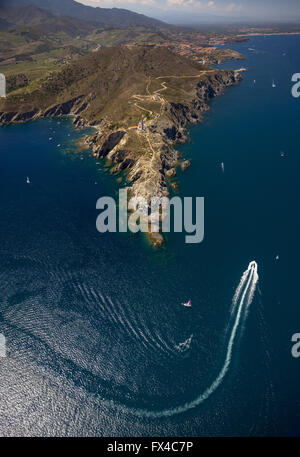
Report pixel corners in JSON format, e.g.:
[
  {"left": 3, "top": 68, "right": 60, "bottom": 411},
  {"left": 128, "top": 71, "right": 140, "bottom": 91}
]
[
  {"left": 0, "top": 65, "right": 242, "bottom": 246},
  {"left": 84, "top": 70, "right": 242, "bottom": 204}
]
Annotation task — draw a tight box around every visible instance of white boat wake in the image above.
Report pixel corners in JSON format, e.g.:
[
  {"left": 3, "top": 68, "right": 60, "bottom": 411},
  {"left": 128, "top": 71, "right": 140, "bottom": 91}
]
[{"left": 127, "top": 261, "right": 259, "bottom": 418}]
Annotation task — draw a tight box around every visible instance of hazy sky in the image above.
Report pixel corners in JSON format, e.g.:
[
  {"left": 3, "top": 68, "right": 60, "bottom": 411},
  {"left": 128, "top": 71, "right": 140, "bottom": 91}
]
[{"left": 76, "top": 0, "right": 300, "bottom": 23}]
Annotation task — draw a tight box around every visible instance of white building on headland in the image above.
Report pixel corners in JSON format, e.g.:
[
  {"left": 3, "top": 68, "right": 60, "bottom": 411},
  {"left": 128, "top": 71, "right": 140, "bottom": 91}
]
[
  {"left": 0, "top": 73, "right": 6, "bottom": 98},
  {"left": 138, "top": 119, "right": 145, "bottom": 131}
]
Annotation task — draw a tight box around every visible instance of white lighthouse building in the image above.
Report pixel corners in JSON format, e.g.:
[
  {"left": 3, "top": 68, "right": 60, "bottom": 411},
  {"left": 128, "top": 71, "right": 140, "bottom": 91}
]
[{"left": 138, "top": 119, "right": 145, "bottom": 131}]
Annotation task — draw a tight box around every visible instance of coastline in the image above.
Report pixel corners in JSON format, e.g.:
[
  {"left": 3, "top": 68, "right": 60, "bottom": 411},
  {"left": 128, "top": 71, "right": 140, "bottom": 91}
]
[
  {"left": 0, "top": 46, "right": 243, "bottom": 246},
  {"left": 240, "top": 32, "right": 300, "bottom": 37},
  {"left": 0, "top": 76, "right": 242, "bottom": 207}
]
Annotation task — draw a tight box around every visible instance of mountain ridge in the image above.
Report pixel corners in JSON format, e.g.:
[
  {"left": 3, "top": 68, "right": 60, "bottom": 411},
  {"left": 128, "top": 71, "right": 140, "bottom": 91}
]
[
  {"left": 2, "top": 0, "right": 168, "bottom": 29},
  {"left": 0, "top": 5, "right": 97, "bottom": 35}
]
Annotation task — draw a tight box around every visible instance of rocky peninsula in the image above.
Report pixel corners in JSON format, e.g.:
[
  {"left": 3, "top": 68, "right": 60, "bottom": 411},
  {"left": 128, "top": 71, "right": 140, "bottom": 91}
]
[{"left": 0, "top": 45, "right": 242, "bottom": 245}]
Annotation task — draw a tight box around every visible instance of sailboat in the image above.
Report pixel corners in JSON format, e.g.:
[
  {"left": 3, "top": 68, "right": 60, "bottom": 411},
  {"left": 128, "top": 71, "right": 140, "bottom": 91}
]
[
  {"left": 221, "top": 162, "right": 225, "bottom": 173},
  {"left": 182, "top": 300, "right": 192, "bottom": 308},
  {"left": 26, "top": 176, "right": 30, "bottom": 184},
  {"left": 272, "top": 80, "right": 276, "bottom": 88}
]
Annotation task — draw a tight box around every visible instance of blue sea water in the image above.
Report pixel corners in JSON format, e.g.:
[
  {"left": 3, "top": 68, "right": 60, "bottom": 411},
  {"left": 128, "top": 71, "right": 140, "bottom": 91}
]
[{"left": 0, "top": 35, "right": 300, "bottom": 436}]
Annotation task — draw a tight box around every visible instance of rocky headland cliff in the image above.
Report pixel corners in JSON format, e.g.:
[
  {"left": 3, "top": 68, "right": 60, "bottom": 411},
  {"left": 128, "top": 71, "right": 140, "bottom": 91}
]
[{"left": 0, "top": 45, "right": 242, "bottom": 245}]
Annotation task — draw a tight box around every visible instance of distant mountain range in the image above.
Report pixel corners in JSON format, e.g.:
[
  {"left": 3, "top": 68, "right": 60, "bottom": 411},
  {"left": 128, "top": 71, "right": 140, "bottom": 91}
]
[
  {"left": 2, "top": 0, "right": 168, "bottom": 29},
  {"left": 0, "top": 4, "right": 97, "bottom": 35}
]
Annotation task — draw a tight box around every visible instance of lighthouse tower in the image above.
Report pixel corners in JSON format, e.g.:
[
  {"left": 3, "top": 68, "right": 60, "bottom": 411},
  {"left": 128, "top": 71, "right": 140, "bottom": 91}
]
[{"left": 138, "top": 119, "right": 145, "bottom": 131}]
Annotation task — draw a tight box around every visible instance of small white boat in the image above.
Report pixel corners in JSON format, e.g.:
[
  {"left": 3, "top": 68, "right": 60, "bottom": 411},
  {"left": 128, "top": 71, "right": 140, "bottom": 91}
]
[
  {"left": 253, "top": 79, "right": 256, "bottom": 84},
  {"left": 272, "top": 80, "right": 276, "bottom": 88},
  {"left": 182, "top": 300, "right": 192, "bottom": 308},
  {"left": 276, "top": 255, "right": 280, "bottom": 261},
  {"left": 221, "top": 162, "right": 225, "bottom": 173},
  {"left": 280, "top": 151, "right": 285, "bottom": 157},
  {"left": 26, "top": 176, "right": 30, "bottom": 184}
]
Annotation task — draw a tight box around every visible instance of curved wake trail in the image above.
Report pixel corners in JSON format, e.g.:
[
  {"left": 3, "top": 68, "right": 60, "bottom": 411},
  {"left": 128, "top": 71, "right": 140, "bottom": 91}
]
[{"left": 124, "top": 261, "right": 259, "bottom": 418}]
